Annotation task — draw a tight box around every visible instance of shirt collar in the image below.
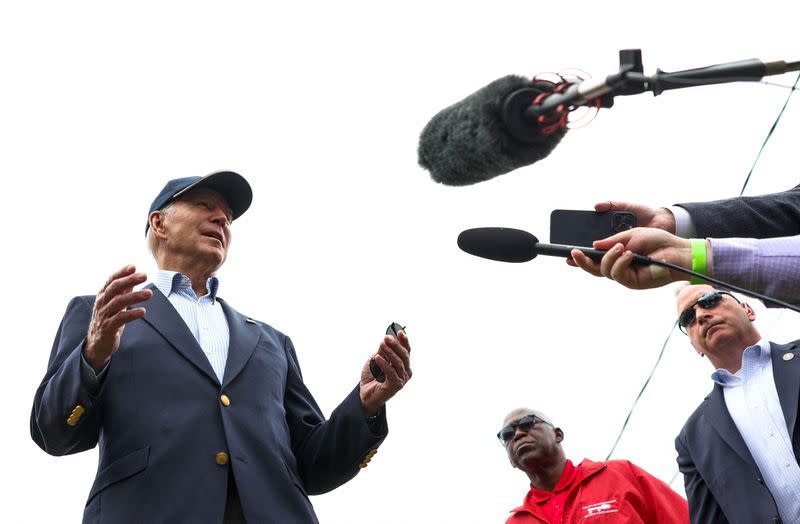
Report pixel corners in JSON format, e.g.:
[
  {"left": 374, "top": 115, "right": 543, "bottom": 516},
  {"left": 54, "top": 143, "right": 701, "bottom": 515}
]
[
  {"left": 155, "top": 270, "right": 220, "bottom": 302},
  {"left": 711, "top": 339, "right": 770, "bottom": 386},
  {"left": 527, "top": 460, "right": 577, "bottom": 502}
]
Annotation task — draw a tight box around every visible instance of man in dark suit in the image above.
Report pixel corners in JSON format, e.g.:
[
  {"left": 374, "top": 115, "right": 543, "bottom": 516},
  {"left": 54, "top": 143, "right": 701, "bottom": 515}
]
[
  {"left": 590, "top": 182, "right": 800, "bottom": 239},
  {"left": 30, "top": 171, "right": 412, "bottom": 523},
  {"left": 673, "top": 183, "right": 800, "bottom": 238},
  {"left": 673, "top": 284, "right": 800, "bottom": 523}
]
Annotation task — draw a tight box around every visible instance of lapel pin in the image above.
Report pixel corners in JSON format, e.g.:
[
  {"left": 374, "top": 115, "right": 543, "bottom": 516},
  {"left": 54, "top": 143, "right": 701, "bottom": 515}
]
[{"left": 783, "top": 353, "right": 795, "bottom": 361}]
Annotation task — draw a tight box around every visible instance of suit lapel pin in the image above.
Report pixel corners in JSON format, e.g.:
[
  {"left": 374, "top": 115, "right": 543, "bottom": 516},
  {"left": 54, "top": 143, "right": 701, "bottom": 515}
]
[{"left": 783, "top": 352, "right": 795, "bottom": 361}]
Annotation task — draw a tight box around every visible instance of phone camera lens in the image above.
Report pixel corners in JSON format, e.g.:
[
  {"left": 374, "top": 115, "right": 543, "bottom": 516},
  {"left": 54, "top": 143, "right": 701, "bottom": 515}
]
[{"left": 613, "top": 214, "right": 633, "bottom": 232}]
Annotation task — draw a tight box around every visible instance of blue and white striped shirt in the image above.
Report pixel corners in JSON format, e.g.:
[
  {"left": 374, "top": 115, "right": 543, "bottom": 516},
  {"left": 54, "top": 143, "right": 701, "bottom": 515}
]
[
  {"left": 154, "top": 270, "right": 230, "bottom": 383},
  {"left": 712, "top": 340, "right": 800, "bottom": 522}
]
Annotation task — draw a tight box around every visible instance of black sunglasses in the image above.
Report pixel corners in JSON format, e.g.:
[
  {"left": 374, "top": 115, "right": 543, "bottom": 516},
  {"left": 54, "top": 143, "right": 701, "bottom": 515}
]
[
  {"left": 678, "top": 291, "right": 739, "bottom": 334},
  {"left": 497, "top": 415, "right": 551, "bottom": 445}
]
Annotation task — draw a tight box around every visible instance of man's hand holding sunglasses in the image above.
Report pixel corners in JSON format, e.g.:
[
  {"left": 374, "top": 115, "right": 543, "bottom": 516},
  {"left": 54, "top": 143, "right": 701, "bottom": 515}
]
[
  {"left": 568, "top": 227, "right": 694, "bottom": 289},
  {"left": 359, "top": 329, "right": 412, "bottom": 418}
]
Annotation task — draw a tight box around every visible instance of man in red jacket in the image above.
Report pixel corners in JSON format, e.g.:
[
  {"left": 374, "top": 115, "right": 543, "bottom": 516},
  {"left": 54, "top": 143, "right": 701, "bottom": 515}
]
[{"left": 500, "top": 407, "right": 688, "bottom": 523}]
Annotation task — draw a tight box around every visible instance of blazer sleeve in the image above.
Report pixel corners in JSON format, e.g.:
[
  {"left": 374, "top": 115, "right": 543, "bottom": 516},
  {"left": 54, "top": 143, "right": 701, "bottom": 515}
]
[
  {"left": 281, "top": 335, "right": 387, "bottom": 495},
  {"left": 675, "top": 430, "right": 728, "bottom": 524},
  {"left": 30, "top": 296, "right": 104, "bottom": 456},
  {"left": 675, "top": 183, "right": 800, "bottom": 238}
]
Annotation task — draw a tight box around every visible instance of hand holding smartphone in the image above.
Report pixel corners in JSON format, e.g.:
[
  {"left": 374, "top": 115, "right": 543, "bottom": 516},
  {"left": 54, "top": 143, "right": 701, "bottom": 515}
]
[{"left": 549, "top": 209, "right": 637, "bottom": 247}]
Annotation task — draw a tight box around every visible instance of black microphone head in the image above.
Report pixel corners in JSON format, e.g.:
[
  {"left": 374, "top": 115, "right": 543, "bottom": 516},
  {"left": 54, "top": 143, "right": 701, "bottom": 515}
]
[
  {"left": 457, "top": 227, "right": 539, "bottom": 263},
  {"left": 418, "top": 75, "right": 567, "bottom": 186}
]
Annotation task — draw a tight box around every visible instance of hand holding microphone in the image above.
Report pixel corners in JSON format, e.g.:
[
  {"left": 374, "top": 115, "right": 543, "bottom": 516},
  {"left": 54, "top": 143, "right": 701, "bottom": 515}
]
[
  {"left": 455, "top": 224, "right": 691, "bottom": 288},
  {"left": 456, "top": 226, "right": 653, "bottom": 265},
  {"left": 457, "top": 226, "right": 800, "bottom": 312},
  {"left": 568, "top": 228, "right": 692, "bottom": 289}
]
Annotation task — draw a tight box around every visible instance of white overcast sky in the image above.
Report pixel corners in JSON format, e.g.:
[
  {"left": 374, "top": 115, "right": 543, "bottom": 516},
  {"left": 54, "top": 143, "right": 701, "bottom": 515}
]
[{"left": 3, "top": 1, "right": 799, "bottom": 522}]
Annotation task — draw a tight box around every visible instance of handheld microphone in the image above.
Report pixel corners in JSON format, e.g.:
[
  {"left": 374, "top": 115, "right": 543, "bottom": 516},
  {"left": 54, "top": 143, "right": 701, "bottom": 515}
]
[
  {"left": 457, "top": 226, "right": 800, "bottom": 313},
  {"left": 456, "top": 227, "right": 653, "bottom": 264}
]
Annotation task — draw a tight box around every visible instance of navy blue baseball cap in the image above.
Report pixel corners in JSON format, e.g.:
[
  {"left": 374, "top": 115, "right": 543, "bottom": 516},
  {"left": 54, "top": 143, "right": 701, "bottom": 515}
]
[{"left": 145, "top": 170, "right": 252, "bottom": 234}]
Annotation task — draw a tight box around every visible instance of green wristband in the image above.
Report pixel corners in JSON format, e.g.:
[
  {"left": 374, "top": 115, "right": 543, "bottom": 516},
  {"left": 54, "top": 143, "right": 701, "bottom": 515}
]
[{"left": 690, "top": 239, "right": 707, "bottom": 285}]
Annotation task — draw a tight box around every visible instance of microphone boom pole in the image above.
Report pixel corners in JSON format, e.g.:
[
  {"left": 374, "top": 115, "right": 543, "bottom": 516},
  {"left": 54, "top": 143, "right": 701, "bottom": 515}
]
[
  {"left": 517, "top": 50, "right": 800, "bottom": 125},
  {"left": 418, "top": 50, "right": 799, "bottom": 185}
]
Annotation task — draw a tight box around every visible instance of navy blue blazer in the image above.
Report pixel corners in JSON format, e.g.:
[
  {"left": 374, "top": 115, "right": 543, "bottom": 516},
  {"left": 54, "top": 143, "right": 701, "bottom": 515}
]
[
  {"left": 31, "top": 285, "right": 387, "bottom": 523},
  {"left": 676, "top": 183, "right": 800, "bottom": 239},
  {"left": 675, "top": 341, "right": 800, "bottom": 524}
]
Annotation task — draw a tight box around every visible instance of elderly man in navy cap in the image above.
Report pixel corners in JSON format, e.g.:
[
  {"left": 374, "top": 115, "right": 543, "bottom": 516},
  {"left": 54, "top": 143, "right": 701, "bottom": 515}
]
[{"left": 31, "top": 171, "right": 412, "bottom": 524}]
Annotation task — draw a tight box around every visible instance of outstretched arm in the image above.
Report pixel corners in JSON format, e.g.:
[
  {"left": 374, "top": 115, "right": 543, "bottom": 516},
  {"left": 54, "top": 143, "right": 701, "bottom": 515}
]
[{"left": 676, "top": 183, "right": 800, "bottom": 238}]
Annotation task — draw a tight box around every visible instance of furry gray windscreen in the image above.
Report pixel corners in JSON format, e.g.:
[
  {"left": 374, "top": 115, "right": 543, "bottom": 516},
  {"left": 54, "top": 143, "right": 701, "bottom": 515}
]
[{"left": 418, "top": 75, "right": 567, "bottom": 186}]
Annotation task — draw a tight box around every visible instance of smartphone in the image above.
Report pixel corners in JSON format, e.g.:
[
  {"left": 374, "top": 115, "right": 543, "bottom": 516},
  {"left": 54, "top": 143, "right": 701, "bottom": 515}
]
[{"left": 549, "top": 209, "right": 636, "bottom": 247}]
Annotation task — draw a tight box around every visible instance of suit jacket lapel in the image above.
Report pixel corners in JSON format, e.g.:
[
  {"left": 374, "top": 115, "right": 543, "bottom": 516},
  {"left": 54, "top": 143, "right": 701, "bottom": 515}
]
[
  {"left": 219, "top": 299, "right": 260, "bottom": 387},
  {"left": 703, "top": 385, "right": 757, "bottom": 467},
  {"left": 771, "top": 341, "right": 800, "bottom": 438},
  {"left": 139, "top": 284, "right": 219, "bottom": 385}
]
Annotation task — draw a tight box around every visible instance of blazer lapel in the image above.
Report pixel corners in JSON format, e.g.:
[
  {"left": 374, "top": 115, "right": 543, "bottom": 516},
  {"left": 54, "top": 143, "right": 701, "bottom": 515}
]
[
  {"left": 771, "top": 341, "right": 800, "bottom": 438},
  {"left": 702, "top": 385, "right": 757, "bottom": 467},
  {"left": 219, "top": 299, "right": 260, "bottom": 387},
  {"left": 139, "top": 284, "right": 219, "bottom": 385}
]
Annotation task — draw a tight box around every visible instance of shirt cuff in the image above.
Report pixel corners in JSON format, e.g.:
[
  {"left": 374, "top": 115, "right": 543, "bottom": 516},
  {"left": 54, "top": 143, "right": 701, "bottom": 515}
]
[
  {"left": 708, "top": 237, "right": 757, "bottom": 287},
  {"left": 80, "top": 353, "right": 109, "bottom": 393},
  {"left": 669, "top": 205, "right": 697, "bottom": 238}
]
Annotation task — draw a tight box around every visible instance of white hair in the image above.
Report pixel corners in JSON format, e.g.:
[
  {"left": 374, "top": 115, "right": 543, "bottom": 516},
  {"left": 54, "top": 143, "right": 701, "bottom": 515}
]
[{"left": 146, "top": 202, "right": 175, "bottom": 259}]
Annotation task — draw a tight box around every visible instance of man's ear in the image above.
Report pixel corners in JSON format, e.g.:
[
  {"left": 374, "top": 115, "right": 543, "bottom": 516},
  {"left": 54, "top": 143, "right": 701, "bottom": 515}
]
[
  {"left": 741, "top": 302, "right": 756, "bottom": 322},
  {"left": 149, "top": 211, "right": 166, "bottom": 235},
  {"left": 690, "top": 340, "right": 705, "bottom": 357},
  {"left": 554, "top": 428, "right": 564, "bottom": 443}
]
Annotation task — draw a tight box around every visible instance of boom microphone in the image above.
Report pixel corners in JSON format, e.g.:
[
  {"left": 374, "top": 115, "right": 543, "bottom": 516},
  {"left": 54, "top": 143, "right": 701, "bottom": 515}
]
[
  {"left": 418, "top": 51, "right": 800, "bottom": 187},
  {"left": 417, "top": 76, "right": 568, "bottom": 186},
  {"left": 457, "top": 226, "right": 800, "bottom": 313}
]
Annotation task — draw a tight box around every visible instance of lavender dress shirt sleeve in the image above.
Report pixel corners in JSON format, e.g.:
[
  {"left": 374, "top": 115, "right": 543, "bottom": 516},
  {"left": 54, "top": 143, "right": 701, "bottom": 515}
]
[{"left": 711, "top": 235, "right": 800, "bottom": 307}]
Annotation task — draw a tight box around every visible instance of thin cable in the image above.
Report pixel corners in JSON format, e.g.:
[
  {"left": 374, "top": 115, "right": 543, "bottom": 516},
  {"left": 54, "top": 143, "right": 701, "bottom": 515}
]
[
  {"left": 668, "top": 470, "right": 680, "bottom": 488},
  {"left": 760, "top": 80, "right": 800, "bottom": 90},
  {"left": 740, "top": 71, "right": 800, "bottom": 196},
  {"left": 605, "top": 71, "right": 800, "bottom": 465},
  {"left": 732, "top": 71, "right": 800, "bottom": 346},
  {"left": 643, "top": 258, "right": 800, "bottom": 313},
  {"left": 605, "top": 320, "right": 678, "bottom": 460}
]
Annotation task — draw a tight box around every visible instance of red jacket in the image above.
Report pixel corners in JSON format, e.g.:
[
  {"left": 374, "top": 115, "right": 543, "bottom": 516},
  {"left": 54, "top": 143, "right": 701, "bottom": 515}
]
[{"left": 506, "top": 459, "right": 689, "bottom": 524}]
